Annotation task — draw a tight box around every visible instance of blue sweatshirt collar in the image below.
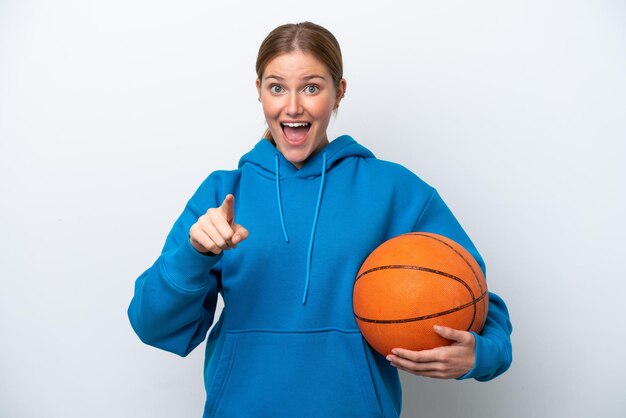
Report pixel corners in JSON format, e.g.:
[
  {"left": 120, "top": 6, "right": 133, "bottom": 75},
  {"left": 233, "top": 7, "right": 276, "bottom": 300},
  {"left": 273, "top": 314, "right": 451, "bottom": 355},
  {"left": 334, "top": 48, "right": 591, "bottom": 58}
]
[{"left": 238, "top": 135, "right": 375, "bottom": 178}]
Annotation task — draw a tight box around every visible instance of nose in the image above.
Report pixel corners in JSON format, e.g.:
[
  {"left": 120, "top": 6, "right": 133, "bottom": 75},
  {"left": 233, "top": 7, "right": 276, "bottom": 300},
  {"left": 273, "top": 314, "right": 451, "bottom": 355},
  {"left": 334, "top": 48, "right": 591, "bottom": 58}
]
[{"left": 285, "top": 92, "right": 303, "bottom": 116}]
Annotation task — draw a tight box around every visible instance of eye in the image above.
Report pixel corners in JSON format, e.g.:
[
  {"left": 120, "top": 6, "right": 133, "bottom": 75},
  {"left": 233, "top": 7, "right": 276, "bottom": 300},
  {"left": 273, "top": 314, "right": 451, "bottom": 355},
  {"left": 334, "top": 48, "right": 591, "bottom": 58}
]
[
  {"left": 270, "top": 84, "right": 283, "bottom": 94},
  {"left": 304, "top": 85, "right": 319, "bottom": 94}
]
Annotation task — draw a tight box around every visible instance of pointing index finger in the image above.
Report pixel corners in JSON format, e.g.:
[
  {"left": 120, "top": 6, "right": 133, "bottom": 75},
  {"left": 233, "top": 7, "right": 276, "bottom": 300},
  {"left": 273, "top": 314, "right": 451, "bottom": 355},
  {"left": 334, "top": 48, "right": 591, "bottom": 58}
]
[{"left": 219, "top": 194, "right": 235, "bottom": 223}]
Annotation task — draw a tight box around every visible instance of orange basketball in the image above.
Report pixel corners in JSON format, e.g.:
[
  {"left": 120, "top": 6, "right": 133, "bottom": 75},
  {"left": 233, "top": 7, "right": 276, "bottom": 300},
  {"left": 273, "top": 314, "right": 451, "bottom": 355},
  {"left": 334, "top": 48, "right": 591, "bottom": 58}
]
[{"left": 353, "top": 233, "right": 488, "bottom": 356}]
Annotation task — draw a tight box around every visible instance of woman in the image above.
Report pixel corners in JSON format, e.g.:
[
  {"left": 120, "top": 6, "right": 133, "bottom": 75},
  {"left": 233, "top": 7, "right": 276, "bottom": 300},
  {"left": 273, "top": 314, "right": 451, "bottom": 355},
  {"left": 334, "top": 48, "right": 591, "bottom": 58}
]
[{"left": 128, "top": 22, "right": 512, "bottom": 417}]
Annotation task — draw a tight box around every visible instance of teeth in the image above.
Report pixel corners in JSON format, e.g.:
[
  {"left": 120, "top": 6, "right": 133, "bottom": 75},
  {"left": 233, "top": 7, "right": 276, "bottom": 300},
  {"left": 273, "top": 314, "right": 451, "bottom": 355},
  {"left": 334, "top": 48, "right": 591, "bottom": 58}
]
[{"left": 281, "top": 122, "right": 309, "bottom": 128}]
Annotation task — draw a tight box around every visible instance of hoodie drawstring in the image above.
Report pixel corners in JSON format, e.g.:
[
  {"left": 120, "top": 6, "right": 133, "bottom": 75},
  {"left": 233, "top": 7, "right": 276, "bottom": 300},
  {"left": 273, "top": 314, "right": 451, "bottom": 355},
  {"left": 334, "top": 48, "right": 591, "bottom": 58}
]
[
  {"left": 274, "top": 154, "right": 290, "bottom": 243},
  {"left": 303, "top": 151, "right": 327, "bottom": 305},
  {"left": 273, "top": 151, "right": 328, "bottom": 305}
]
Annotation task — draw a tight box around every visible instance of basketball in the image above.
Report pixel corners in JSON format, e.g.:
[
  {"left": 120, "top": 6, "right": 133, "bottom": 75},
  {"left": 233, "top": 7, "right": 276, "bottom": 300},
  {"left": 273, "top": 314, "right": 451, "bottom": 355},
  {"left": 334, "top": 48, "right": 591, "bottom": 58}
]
[{"left": 353, "top": 232, "right": 488, "bottom": 356}]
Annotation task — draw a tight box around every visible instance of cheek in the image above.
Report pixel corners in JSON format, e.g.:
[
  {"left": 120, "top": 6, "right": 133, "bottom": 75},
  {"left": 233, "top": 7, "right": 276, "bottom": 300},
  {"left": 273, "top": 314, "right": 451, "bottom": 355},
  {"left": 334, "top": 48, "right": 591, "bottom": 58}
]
[
  {"left": 310, "top": 97, "right": 335, "bottom": 119},
  {"left": 262, "top": 102, "right": 280, "bottom": 121}
]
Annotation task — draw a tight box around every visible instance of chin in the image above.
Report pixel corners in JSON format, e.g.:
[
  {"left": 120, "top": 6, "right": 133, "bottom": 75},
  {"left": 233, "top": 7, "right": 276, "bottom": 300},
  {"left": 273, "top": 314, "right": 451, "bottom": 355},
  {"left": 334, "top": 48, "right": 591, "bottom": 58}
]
[
  {"left": 283, "top": 150, "right": 308, "bottom": 164},
  {"left": 284, "top": 145, "right": 318, "bottom": 165}
]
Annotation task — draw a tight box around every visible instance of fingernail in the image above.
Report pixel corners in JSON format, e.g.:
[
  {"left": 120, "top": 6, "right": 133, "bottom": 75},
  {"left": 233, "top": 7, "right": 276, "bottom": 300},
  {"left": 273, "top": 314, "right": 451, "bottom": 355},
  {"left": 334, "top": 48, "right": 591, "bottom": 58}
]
[
  {"left": 386, "top": 355, "right": 392, "bottom": 361},
  {"left": 391, "top": 349, "right": 399, "bottom": 355},
  {"left": 434, "top": 325, "right": 441, "bottom": 332}
]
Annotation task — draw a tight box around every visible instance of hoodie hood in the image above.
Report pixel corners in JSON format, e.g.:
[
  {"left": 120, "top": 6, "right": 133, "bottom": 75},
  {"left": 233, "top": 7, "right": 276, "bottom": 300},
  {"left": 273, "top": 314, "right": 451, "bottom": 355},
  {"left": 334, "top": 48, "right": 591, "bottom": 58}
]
[
  {"left": 238, "top": 134, "right": 375, "bottom": 179},
  {"left": 237, "top": 135, "right": 375, "bottom": 304}
]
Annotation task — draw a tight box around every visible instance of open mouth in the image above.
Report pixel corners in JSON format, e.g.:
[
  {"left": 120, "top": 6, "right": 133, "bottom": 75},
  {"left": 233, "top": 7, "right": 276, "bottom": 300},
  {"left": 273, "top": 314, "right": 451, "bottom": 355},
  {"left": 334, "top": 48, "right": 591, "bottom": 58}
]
[{"left": 281, "top": 122, "right": 311, "bottom": 144}]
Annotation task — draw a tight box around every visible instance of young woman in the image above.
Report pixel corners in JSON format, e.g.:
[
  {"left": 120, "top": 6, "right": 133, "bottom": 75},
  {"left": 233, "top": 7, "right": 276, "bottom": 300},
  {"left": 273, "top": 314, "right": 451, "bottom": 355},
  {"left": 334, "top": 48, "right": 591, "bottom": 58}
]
[{"left": 128, "top": 22, "right": 512, "bottom": 418}]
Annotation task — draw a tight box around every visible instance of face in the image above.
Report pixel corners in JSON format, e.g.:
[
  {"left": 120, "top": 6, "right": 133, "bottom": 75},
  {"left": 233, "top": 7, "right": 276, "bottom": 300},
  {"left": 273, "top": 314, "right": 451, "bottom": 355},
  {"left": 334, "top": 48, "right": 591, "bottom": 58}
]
[{"left": 257, "top": 51, "right": 346, "bottom": 168}]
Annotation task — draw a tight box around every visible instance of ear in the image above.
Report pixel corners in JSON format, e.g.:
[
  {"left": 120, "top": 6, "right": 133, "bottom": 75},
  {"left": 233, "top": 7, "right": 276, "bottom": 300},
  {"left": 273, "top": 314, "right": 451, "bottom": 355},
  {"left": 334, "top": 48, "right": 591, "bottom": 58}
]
[
  {"left": 335, "top": 78, "right": 347, "bottom": 109},
  {"left": 256, "top": 79, "right": 262, "bottom": 99}
]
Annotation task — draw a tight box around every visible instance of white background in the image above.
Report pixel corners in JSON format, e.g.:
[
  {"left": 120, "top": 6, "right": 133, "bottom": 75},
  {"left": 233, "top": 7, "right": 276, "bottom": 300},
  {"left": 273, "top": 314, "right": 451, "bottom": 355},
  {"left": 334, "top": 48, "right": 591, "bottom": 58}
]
[{"left": 1, "top": 1, "right": 625, "bottom": 417}]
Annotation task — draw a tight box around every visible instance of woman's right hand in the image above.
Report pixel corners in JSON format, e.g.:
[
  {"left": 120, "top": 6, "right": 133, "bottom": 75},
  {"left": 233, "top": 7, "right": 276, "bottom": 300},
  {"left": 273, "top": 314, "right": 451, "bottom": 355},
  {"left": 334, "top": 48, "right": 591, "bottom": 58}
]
[{"left": 189, "top": 194, "right": 249, "bottom": 255}]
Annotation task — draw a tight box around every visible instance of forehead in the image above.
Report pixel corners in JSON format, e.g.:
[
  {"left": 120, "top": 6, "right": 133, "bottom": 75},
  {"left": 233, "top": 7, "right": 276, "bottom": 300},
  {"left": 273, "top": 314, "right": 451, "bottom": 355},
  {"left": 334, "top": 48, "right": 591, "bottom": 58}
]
[{"left": 263, "top": 51, "right": 332, "bottom": 80}]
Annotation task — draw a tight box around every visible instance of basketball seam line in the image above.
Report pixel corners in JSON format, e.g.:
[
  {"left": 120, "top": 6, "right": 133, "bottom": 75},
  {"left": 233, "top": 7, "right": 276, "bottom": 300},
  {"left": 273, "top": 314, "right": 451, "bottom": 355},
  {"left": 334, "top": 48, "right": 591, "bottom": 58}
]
[
  {"left": 354, "top": 291, "right": 488, "bottom": 324},
  {"left": 405, "top": 233, "right": 486, "bottom": 329},
  {"left": 405, "top": 233, "right": 484, "bottom": 294},
  {"left": 356, "top": 264, "right": 476, "bottom": 301}
]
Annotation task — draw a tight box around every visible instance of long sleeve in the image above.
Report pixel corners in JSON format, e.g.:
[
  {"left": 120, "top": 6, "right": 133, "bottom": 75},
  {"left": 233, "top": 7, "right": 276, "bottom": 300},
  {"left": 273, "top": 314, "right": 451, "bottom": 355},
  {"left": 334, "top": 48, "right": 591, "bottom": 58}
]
[
  {"left": 459, "top": 292, "right": 512, "bottom": 381},
  {"left": 128, "top": 192, "right": 222, "bottom": 358},
  {"left": 413, "top": 189, "right": 513, "bottom": 381}
]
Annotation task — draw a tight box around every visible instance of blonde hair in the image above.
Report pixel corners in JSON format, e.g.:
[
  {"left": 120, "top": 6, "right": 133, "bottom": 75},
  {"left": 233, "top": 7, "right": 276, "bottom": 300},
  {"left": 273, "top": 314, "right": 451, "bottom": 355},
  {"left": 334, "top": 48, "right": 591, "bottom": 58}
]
[{"left": 256, "top": 22, "right": 344, "bottom": 143}]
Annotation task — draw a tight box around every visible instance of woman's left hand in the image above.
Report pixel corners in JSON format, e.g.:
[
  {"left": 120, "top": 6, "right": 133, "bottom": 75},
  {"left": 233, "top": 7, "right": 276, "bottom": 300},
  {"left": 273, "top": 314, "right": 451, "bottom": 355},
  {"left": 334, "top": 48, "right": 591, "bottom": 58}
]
[{"left": 385, "top": 325, "right": 475, "bottom": 379}]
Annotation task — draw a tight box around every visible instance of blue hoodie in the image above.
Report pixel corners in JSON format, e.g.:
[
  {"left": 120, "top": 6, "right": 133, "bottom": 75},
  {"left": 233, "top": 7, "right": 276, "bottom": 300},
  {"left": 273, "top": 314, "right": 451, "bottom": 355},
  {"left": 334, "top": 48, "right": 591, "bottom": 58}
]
[{"left": 128, "top": 135, "right": 512, "bottom": 418}]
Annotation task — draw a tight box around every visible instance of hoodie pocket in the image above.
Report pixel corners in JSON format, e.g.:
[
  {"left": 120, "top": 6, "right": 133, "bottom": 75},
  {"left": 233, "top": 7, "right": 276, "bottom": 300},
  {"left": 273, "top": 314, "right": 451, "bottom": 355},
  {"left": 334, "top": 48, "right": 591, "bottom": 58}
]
[{"left": 205, "top": 329, "right": 383, "bottom": 418}]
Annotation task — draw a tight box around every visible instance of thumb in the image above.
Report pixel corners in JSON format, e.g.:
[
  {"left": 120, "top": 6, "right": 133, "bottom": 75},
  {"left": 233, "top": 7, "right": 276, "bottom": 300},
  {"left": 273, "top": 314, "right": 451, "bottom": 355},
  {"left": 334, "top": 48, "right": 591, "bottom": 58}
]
[
  {"left": 231, "top": 223, "right": 249, "bottom": 245},
  {"left": 219, "top": 194, "right": 235, "bottom": 223},
  {"left": 434, "top": 325, "right": 470, "bottom": 344}
]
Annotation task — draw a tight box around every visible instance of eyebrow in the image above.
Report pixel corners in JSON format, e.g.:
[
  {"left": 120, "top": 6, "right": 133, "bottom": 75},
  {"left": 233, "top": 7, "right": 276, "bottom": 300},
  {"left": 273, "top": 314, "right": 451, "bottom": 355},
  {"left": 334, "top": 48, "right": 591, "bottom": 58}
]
[{"left": 264, "top": 74, "right": 326, "bottom": 82}]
